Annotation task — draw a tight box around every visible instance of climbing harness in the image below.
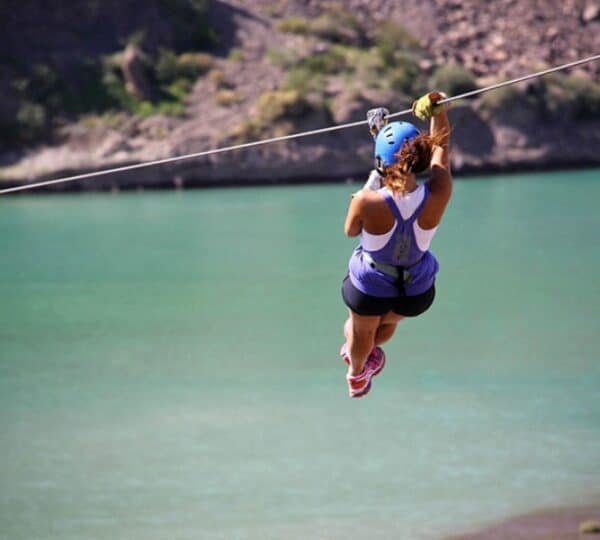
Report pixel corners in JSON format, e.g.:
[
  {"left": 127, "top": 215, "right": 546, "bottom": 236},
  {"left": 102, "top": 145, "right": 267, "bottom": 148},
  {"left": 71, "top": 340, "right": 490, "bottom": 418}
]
[{"left": 0, "top": 53, "right": 598, "bottom": 195}]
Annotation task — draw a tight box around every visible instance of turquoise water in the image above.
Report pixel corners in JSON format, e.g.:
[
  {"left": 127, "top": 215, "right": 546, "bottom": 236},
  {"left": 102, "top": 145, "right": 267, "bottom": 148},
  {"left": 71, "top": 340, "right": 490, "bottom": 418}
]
[{"left": 1, "top": 170, "right": 599, "bottom": 539}]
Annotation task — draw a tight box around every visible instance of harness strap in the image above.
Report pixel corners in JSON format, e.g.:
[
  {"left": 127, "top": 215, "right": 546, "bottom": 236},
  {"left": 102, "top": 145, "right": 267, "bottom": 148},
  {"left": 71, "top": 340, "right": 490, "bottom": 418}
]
[
  {"left": 361, "top": 186, "right": 431, "bottom": 288},
  {"left": 380, "top": 184, "right": 429, "bottom": 224},
  {"left": 362, "top": 251, "right": 412, "bottom": 284}
]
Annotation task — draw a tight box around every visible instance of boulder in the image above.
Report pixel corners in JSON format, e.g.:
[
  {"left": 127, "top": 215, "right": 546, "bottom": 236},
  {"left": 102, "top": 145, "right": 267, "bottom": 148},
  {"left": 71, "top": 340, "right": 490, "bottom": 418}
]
[
  {"left": 579, "top": 520, "right": 600, "bottom": 534},
  {"left": 121, "top": 44, "right": 156, "bottom": 102},
  {"left": 582, "top": 2, "right": 600, "bottom": 22}
]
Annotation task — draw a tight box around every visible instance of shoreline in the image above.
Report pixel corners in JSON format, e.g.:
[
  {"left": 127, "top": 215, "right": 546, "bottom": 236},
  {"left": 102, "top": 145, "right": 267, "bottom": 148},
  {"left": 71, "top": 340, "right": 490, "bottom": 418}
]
[
  {"left": 1, "top": 161, "right": 599, "bottom": 196},
  {"left": 444, "top": 504, "right": 600, "bottom": 540}
]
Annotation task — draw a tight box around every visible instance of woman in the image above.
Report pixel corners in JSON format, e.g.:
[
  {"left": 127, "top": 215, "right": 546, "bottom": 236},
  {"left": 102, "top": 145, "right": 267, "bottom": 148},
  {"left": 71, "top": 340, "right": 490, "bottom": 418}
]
[{"left": 340, "top": 91, "right": 452, "bottom": 398}]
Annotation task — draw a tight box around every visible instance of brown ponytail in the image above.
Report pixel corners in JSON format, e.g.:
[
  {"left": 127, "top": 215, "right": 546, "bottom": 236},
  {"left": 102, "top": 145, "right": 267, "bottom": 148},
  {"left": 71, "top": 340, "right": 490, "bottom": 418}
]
[{"left": 383, "top": 131, "right": 449, "bottom": 194}]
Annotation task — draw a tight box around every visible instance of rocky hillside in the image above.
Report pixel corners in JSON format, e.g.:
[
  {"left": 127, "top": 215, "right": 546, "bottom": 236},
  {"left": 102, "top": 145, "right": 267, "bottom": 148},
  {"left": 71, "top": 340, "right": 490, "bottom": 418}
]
[{"left": 1, "top": 0, "right": 599, "bottom": 191}]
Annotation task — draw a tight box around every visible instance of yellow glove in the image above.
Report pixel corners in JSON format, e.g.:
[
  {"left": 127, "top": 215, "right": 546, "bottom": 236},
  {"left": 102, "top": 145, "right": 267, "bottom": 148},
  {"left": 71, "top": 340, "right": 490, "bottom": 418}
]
[{"left": 412, "top": 92, "right": 447, "bottom": 121}]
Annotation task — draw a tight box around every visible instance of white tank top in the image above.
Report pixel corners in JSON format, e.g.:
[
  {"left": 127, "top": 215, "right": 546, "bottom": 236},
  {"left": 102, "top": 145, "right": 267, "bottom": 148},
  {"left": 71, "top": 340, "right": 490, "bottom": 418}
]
[{"left": 361, "top": 184, "right": 438, "bottom": 252}]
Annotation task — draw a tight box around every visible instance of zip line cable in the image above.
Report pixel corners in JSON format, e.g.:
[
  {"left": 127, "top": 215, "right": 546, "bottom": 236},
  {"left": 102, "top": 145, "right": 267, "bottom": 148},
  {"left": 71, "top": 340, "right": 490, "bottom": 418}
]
[{"left": 1, "top": 53, "right": 599, "bottom": 195}]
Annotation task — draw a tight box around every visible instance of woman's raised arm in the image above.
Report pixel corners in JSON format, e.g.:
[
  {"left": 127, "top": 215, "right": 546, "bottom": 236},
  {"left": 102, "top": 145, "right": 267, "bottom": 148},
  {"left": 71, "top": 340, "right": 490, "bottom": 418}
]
[{"left": 414, "top": 92, "right": 452, "bottom": 230}]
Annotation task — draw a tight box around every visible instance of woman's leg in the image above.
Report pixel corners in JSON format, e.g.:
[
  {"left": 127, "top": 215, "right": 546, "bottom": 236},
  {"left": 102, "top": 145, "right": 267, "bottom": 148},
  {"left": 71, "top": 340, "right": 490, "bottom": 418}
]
[
  {"left": 344, "top": 311, "right": 403, "bottom": 352},
  {"left": 343, "top": 317, "right": 352, "bottom": 340},
  {"left": 374, "top": 312, "right": 404, "bottom": 346},
  {"left": 346, "top": 310, "right": 381, "bottom": 376}
]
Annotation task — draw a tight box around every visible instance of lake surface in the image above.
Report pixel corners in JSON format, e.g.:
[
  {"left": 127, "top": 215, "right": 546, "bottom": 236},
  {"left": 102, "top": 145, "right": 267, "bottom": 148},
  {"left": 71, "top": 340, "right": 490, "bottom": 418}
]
[{"left": 1, "top": 170, "right": 599, "bottom": 539}]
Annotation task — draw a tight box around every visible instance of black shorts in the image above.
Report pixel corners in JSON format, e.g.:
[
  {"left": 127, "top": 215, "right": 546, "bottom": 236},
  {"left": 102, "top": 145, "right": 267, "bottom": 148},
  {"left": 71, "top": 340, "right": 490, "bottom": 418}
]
[{"left": 341, "top": 274, "right": 435, "bottom": 317}]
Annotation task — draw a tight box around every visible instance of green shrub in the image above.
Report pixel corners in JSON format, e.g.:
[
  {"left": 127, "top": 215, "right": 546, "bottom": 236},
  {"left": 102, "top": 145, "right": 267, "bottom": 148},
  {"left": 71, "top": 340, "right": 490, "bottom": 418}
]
[
  {"left": 352, "top": 50, "right": 386, "bottom": 88},
  {"left": 256, "top": 89, "right": 311, "bottom": 123},
  {"left": 431, "top": 64, "right": 477, "bottom": 96},
  {"left": 299, "top": 46, "right": 349, "bottom": 74},
  {"left": 6, "top": 58, "right": 117, "bottom": 145},
  {"left": 208, "top": 69, "right": 227, "bottom": 88},
  {"left": 135, "top": 101, "right": 156, "bottom": 117},
  {"left": 278, "top": 17, "right": 311, "bottom": 35},
  {"left": 177, "top": 52, "right": 213, "bottom": 77},
  {"left": 376, "top": 22, "right": 421, "bottom": 66},
  {"left": 28, "top": 64, "right": 58, "bottom": 102},
  {"left": 16, "top": 102, "right": 47, "bottom": 140},
  {"left": 124, "top": 30, "right": 147, "bottom": 48},
  {"left": 155, "top": 49, "right": 212, "bottom": 84},
  {"left": 228, "top": 88, "right": 326, "bottom": 143},
  {"left": 478, "top": 83, "right": 544, "bottom": 126},
  {"left": 154, "top": 100, "right": 186, "bottom": 116},
  {"left": 155, "top": 48, "right": 180, "bottom": 84},
  {"left": 479, "top": 84, "right": 523, "bottom": 113},
  {"left": 310, "top": 14, "right": 357, "bottom": 44},
  {"left": 271, "top": 120, "right": 296, "bottom": 137},
  {"left": 282, "top": 67, "right": 327, "bottom": 95},
  {"left": 386, "top": 52, "right": 422, "bottom": 95},
  {"left": 10, "top": 77, "right": 29, "bottom": 94},
  {"left": 229, "top": 119, "right": 264, "bottom": 143},
  {"left": 215, "top": 89, "right": 240, "bottom": 106},
  {"left": 228, "top": 48, "right": 244, "bottom": 62},
  {"left": 278, "top": 12, "right": 362, "bottom": 45},
  {"left": 266, "top": 48, "right": 300, "bottom": 69},
  {"left": 114, "top": 48, "right": 213, "bottom": 117},
  {"left": 372, "top": 24, "right": 424, "bottom": 94},
  {"left": 264, "top": 1, "right": 285, "bottom": 17},
  {"left": 543, "top": 73, "right": 600, "bottom": 119},
  {"left": 23, "top": 62, "right": 106, "bottom": 117},
  {"left": 101, "top": 66, "right": 138, "bottom": 111},
  {"left": 131, "top": 99, "right": 186, "bottom": 118},
  {"left": 79, "top": 113, "right": 127, "bottom": 130},
  {"left": 322, "top": 4, "right": 362, "bottom": 33},
  {"left": 164, "top": 78, "right": 193, "bottom": 101}
]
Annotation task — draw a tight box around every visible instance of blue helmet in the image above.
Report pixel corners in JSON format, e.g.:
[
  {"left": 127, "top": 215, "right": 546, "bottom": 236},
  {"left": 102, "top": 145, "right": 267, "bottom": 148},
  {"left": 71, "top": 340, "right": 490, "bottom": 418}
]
[{"left": 374, "top": 121, "right": 420, "bottom": 170}]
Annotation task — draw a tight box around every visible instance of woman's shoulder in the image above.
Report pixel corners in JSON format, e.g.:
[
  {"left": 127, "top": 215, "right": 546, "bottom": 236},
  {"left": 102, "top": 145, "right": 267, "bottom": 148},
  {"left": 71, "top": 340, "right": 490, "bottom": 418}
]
[
  {"left": 355, "top": 188, "right": 388, "bottom": 208},
  {"left": 357, "top": 189, "right": 395, "bottom": 230}
]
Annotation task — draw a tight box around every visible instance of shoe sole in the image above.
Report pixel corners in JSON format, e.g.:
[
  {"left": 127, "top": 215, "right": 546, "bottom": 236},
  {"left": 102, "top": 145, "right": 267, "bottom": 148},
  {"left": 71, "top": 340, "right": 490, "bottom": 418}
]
[{"left": 350, "top": 380, "right": 372, "bottom": 398}]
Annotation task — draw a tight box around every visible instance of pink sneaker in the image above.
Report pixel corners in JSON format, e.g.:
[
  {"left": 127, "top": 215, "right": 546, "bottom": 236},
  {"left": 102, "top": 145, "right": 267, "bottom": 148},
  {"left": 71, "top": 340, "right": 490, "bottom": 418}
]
[
  {"left": 342, "top": 346, "right": 386, "bottom": 398},
  {"left": 346, "top": 369, "right": 373, "bottom": 398},
  {"left": 340, "top": 344, "right": 386, "bottom": 371},
  {"left": 365, "top": 346, "right": 386, "bottom": 377}
]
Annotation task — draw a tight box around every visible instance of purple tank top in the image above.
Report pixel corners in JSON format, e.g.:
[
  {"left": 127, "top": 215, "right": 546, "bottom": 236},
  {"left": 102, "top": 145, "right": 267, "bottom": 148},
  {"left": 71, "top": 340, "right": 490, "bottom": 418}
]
[{"left": 348, "top": 186, "right": 439, "bottom": 297}]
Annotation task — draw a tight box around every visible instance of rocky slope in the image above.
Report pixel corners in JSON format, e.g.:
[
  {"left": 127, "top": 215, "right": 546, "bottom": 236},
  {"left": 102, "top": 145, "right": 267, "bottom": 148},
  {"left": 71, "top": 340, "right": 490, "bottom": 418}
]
[{"left": 1, "top": 0, "right": 599, "bottom": 191}]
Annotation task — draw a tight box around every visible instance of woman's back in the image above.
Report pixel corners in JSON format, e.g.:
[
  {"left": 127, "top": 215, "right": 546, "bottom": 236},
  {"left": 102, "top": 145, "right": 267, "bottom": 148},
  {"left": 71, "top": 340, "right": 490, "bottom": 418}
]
[{"left": 360, "top": 185, "right": 438, "bottom": 259}]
